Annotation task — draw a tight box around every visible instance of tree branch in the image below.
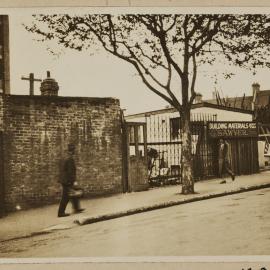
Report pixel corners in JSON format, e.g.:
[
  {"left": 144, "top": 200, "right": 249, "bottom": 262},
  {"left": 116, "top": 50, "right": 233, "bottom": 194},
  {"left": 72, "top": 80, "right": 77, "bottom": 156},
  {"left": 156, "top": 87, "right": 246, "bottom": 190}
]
[
  {"left": 191, "top": 17, "right": 224, "bottom": 56},
  {"left": 131, "top": 61, "right": 176, "bottom": 107},
  {"left": 164, "top": 15, "right": 177, "bottom": 32},
  {"left": 138, "top": 16, "right": 185, "bottom": 78},
  {"left": 126, "top": 43, "right": 168, "bottom": 89},
  {"left": 189, "top": 53, "right": 197, "bottom": 105},
  {"left": 135, "top": 44, "right": 168, "bottom": 70}
]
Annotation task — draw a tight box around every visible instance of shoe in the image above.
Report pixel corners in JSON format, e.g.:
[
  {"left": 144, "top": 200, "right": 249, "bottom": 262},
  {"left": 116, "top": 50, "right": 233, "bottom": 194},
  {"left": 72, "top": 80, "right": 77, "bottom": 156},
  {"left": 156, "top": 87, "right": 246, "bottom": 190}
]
[
  {"left": 232, "top": 175, "right": 235, "bottom": 181},
  {"left": 74, "top": 208, "right": 85, "bottom": 214},
  {"left": 220, "top": 180, "right": 226, "bottom": 184},
  {"left": 58, "top": 213, "right": 70, "bottom": 217}
]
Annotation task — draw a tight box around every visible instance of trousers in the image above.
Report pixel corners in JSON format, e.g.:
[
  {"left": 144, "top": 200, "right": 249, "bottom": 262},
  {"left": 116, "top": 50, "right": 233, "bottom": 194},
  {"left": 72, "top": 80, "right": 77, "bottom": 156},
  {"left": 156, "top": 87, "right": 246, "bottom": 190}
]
[
  {"left": 218, "top": 159, "right": 234, "bottom": 178},
  {"left": 58, "top": 185, "right": 80, "bottom": 215}
]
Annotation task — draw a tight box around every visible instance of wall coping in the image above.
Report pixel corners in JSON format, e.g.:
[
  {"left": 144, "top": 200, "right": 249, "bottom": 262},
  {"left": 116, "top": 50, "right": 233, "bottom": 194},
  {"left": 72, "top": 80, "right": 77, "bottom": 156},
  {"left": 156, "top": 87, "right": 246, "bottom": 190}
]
[{"left": 0, "top": 94, "right": 120, "bottom": 104}]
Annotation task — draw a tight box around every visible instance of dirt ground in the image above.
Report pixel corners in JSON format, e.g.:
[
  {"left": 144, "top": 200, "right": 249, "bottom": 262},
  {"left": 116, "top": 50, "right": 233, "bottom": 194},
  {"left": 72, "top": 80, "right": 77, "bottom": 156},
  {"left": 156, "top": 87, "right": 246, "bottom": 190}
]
[{"left": 1, "top": 188, "right": 270, "bottom": 257}]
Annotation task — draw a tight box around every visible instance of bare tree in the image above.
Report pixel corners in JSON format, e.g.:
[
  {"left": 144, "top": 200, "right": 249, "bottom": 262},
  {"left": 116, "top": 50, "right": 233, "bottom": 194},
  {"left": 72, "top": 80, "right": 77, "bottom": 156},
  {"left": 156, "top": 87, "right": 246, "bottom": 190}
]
[{"left": 25, "top": 14, "right": 270, "bottom": 194}]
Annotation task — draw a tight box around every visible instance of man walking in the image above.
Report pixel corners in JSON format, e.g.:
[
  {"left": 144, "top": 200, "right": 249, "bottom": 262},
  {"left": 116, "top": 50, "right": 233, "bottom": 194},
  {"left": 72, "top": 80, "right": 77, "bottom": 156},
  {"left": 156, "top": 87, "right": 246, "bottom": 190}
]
[
  {"left": 58, "top": 143, "right": 84, "bottom": 217},
  {"left": 218, "top": 139, "right": 235, "bottom": 184}
]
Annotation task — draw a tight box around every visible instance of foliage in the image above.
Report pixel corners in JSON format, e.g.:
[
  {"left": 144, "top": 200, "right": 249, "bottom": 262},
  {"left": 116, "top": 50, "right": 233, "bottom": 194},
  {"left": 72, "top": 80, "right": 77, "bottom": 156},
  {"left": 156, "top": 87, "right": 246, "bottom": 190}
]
[{"left": 25, "top": 14, "right": 270, "bottom": 113}]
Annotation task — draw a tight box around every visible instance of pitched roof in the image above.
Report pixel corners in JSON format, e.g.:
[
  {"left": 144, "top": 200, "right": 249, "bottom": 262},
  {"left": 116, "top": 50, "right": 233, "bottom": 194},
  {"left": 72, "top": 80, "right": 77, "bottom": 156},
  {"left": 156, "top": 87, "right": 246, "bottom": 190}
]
[
  {"left": 126, "top": 102, "right": 253, "bottom": 119},
  {"left": 205, "top": 96, "right": 253, "bottom": 110},
  {"left": 206, "top": 89, "right": 270, "bottom": 110},
  {"left": 126, "top": 89, "right": 270, "bottom": 119}
]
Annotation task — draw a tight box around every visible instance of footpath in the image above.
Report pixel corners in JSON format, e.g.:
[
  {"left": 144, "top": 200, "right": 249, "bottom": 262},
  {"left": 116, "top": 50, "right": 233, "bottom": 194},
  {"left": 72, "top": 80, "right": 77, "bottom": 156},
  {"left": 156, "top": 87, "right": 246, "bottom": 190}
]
[{"left": 1, "top": 170, "right": 270, "bottom": 242}]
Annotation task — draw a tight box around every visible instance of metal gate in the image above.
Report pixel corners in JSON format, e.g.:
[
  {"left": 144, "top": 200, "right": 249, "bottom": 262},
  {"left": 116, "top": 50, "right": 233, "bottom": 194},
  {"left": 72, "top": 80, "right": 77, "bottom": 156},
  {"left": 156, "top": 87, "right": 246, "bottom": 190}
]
[
  {"left": 145, "top": 113, "right": 217, "bottom": 186},
  {"left": 191, "top": 118, "right": 218, "bottom": 180}
]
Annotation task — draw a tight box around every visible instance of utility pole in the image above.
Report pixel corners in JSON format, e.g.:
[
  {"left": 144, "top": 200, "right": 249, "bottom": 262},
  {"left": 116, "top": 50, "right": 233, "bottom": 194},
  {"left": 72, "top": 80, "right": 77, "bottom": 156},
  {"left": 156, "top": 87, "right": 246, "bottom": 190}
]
[{"left": 21, "top": 73, "right": 42, "bottom": 96}]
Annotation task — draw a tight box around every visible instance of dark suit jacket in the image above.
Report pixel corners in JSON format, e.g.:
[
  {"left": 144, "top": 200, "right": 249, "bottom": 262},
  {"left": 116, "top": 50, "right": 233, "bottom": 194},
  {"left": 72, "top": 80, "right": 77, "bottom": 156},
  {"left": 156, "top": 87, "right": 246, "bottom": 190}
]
[
  {"left": 60, "top": 156, "right": 76, "bottom": 186},
  {"left": 218, "top": 141, "right": 230, "bottom": 161}
]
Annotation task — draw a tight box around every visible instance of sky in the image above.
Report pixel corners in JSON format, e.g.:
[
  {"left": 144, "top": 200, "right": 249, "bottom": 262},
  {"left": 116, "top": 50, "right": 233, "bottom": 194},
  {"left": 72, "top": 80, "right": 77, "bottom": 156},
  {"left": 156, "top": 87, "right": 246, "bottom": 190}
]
[{"left": 6, "top": 9, "right": 270, "bottom": 114}]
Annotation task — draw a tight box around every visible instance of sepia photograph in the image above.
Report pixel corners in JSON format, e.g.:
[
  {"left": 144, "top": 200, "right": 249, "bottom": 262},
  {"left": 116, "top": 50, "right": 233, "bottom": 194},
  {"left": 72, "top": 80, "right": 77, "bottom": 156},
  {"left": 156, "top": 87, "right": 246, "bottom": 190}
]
[{"left": 0, "top": 1, "right": 270, "bottom": 262}]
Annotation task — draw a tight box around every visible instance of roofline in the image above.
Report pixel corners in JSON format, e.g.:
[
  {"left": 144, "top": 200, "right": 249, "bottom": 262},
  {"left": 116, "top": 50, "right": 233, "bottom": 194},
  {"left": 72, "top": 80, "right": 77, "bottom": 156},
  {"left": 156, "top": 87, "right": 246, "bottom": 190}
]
[
  {"left": 193, "top": 102, "right": 253, "bottom": 114},
  {"left": 126, "top": 102, "right": 253, "bottom": 119},
  {"left": 126, "top": 107, "right": 177, "bottom": 119}
]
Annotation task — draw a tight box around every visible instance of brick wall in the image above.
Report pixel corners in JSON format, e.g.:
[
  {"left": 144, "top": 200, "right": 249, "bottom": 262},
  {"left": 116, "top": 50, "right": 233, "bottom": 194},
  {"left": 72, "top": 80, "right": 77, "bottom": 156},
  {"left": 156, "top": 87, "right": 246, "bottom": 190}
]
[{"left": 0, "top": 94, "right": 123, "bottom": 211}]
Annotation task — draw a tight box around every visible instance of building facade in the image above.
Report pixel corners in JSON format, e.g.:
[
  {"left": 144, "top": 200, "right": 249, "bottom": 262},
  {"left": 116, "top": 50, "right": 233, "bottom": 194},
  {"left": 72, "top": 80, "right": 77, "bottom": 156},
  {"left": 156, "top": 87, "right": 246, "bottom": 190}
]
[
  {"left": 126, "top": 103, "right": 258, "bottom": 184},
  {"left": 205, "top": 83, "right": 270, "bottom": 168}
]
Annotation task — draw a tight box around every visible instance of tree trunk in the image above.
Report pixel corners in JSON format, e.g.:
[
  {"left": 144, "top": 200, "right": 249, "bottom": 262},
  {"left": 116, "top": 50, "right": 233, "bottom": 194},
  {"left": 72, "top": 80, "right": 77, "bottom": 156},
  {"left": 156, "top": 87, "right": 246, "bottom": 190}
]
[{"left": 180, "top": 109, "right": 194, "bottom": 194}]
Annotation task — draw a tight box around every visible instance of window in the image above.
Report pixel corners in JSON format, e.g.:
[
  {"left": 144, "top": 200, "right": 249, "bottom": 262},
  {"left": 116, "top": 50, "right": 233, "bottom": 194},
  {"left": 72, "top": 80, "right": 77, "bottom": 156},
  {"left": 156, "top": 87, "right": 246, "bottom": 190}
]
[{"left": 170, "top": 117, "right": 181, "bottom": 140}]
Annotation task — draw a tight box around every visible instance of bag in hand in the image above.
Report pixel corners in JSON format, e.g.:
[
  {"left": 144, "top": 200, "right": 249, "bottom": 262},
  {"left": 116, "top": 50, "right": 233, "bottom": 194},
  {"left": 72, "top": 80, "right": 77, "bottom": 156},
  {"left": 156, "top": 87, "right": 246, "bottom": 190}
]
[{"left": 68, "top": 186, "right": 84, "bottom": 198}]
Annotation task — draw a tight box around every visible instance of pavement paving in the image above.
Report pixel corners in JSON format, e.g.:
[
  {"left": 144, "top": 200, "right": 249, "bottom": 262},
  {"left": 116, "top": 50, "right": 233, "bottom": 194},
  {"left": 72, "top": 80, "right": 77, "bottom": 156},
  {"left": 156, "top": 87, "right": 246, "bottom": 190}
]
[{"left": 1, "top": 170, "right": 270, "bottom": 242}]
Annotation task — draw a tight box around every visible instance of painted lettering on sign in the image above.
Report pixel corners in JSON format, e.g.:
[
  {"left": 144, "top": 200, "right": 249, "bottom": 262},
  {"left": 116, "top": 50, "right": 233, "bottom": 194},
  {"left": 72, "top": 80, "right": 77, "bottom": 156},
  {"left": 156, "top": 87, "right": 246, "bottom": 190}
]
[
  {"left": 264, "top": 141, "right": 270, "bottom": 157},
  {"left": 208, "top": 122, "right": 258, "bottom": 138}
]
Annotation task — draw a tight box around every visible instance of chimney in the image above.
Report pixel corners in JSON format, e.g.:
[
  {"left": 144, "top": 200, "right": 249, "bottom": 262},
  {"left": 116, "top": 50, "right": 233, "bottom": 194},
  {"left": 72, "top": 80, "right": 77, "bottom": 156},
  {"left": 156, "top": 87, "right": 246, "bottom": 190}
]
[
  {"left": 252, "top": 82, "right": 260, "bottom": 95},
  {"left": 40, "top": 71, "right": 59, "bottom": 96},
  {"left": 194, "top": 93, "right": 203, "bottom": 104}
]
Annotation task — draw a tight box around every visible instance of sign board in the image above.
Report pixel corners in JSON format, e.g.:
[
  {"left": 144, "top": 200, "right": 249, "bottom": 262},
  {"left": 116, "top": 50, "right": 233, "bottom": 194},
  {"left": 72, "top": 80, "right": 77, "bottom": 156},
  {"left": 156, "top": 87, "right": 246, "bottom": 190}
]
[
  {"left": 208, "top": 122, "right": 258, "bottom": 138},
  {"left": 264, "top": 141, "right": 270, "bottom": 157}
]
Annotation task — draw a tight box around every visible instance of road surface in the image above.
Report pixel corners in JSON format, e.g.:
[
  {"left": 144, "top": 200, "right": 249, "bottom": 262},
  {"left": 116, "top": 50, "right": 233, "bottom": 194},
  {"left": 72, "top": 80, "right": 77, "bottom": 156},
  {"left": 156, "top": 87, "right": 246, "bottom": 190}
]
[{"left": 1, "top": 188, "right": 270, "bottom": 257}]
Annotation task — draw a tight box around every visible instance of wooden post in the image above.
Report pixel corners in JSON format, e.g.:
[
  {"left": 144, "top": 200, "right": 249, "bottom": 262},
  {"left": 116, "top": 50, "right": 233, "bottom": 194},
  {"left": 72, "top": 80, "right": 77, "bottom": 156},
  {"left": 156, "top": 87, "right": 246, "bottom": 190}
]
[
  {"left": 121, "top": 122, "right": 129, "bottom": 193},
  {"left": 134, "top": 125, "right": 139, "bottom": 158},
  {"left": 143, "top": 123, "right": 147, "bottom": 164},
  {"left": 126, "top": 125, "right": 131, "bottom": 192}
]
